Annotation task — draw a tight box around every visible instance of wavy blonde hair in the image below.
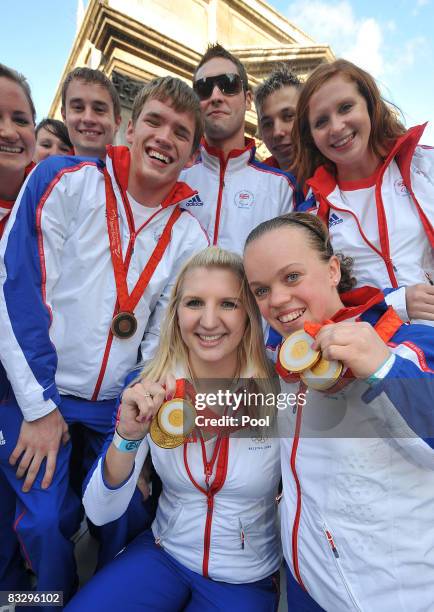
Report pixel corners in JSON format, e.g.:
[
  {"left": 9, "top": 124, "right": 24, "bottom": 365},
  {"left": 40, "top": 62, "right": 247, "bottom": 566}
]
[
  {"left": 141, "top": 246, "right": 271, "bottom": 380},
  {"left": 139, "top": 247, "right": 277, "bottom": 425}
]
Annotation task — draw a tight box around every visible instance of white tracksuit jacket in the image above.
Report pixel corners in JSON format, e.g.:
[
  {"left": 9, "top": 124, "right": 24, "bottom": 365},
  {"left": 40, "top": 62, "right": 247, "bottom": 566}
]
[
  {"left": 180, "top": 138, "right": 296, "bottom": 254},
  {"left": 273, "top": 289, "right": 434, "bottom": 611},
  {"left": 83, "top": 407, "right": 282, "bottom": 584},
  {"left": 0, "top": 147, "right": 208, "bottom": 421},
  {"left": 306, "top": 125, "right": 434, "bottom": 324}
]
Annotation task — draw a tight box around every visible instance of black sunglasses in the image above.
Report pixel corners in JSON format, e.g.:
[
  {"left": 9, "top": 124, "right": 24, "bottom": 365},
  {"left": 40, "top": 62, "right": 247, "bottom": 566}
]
[{"left": 193, "top": 73, "right": 243, "bottom": 101}]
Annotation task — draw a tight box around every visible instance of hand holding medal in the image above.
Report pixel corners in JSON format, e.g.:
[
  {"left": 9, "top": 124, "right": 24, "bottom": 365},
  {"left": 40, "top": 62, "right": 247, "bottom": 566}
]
[
  {"left": 117, "top": 380, "right": 166, "bottom": 441},
  {"left": 278, "top": 321, "right": 343, "bottom": 391},
  {"left": 150, "top": 379, "right": 197, "bottom": 449}
]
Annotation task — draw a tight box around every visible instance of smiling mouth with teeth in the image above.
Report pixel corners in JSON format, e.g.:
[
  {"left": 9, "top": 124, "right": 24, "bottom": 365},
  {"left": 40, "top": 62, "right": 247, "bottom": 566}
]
[
  {"left": 148, "top": 149, "right": 171, "bottom": 164},
  {"left": 331, "top": 132, "right": 355, "bottom": 148},
  {"left": 277, "top": 308, "right": 306, "bottom": 324},
  {"left": 0, "top": 145, "right": 24, "bottom": 154},
  {"left": 197, "top": 333, "right": 224, "bottom": 342},
  {"left": 79, "top": 130, "right": 102, "bottom": 136}
]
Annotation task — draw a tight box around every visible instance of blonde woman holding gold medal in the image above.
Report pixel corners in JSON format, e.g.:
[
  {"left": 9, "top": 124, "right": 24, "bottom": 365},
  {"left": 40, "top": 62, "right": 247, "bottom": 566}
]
[{"left": 67, "top": 247, "right": 282, "bottom": 612}]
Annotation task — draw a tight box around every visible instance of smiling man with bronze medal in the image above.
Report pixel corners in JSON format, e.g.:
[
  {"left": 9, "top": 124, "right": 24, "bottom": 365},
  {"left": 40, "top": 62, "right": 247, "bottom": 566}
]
[{"left": 0, "top": 75, "right": 208, "bottom": 601}]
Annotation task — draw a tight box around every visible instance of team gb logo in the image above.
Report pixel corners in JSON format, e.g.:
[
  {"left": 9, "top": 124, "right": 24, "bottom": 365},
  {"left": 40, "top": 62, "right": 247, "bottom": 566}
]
[
  {"left": 394, "top": 178, "right": 410, "bottom": 197},
  {"left": 234, "top": 190, "right": 254, "bottom": 209}
]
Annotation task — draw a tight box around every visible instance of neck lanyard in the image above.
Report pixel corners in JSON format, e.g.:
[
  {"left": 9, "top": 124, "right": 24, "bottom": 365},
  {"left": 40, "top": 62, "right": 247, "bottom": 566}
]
[{"left": 104, "top": 168, "right": 181, "bottom": 338}]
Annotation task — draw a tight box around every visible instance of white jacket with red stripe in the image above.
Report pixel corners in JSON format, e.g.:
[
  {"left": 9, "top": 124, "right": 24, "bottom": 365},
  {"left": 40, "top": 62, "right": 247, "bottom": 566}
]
[
  {"left": 275, "top": 291, "right": 434, "bottom": 611},
  {"left": 83, "top": 410, "right": 282, "bottom": 584},
  {"left": 180, "top": 138, "right": 296, "bottom": 254},
  {"left": 306, "top": 125, "right": 434, "bottom": 324},
  {"left": 0, "top": 147, "right": 208, "bottom": 421}
]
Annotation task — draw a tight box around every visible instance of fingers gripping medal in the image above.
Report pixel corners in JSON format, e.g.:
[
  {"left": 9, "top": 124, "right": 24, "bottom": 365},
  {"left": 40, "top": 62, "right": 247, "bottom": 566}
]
[{"left": 150, "top": 381, "right": 197, "bottom": 449}]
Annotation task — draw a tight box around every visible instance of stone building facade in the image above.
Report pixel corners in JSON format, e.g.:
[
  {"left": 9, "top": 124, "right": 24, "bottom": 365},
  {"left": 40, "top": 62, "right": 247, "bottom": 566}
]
[{"left": 50, "top": 0, "right": 334, "bottom": 147}]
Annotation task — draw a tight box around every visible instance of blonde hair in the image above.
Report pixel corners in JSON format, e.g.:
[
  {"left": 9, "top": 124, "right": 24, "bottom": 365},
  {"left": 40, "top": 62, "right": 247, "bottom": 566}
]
[{"left": 139, "top": 246, "right": 277, "bottom": 424}]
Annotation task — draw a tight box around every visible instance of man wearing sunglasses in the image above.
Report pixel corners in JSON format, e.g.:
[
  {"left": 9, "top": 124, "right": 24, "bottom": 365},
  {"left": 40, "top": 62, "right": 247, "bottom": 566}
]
[{"left": 182, "top": 43, "right": 297, "bottom": 254}]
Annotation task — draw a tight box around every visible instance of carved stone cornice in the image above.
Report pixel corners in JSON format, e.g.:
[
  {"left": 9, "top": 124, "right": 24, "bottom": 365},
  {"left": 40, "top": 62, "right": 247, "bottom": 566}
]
[
  {"left": 112, "top": 72, "right": 144, "bottom": 108},
  {"left": 49, "top": 0, "right": 334, "bottom": 136}
]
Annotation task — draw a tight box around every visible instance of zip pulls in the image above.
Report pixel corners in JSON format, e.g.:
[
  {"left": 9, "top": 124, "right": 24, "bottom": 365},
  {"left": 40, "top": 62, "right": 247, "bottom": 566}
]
[
  {"left": 323, "top": 524, "right": 363, "bottom": 612},
  {"left": 239, "top": 518, "right": 245, "bottom": 550},
  {"left": 325, "top": 528, "right": 340, "bottom": 558}
]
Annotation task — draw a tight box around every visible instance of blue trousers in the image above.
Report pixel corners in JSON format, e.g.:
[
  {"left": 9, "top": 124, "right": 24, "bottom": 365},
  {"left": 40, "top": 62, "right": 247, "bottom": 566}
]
[
  {"left": 0, "top": 401, "right": 81, "bottom": 608},
  {"left": 65, "top": 530, "right": 280, "bottom": 611},
  {"left": 0, "top": 395, "right": 153, "bottom": 609},
  {"left": 285, "top": 562, "right": 324, "bottom": 611}
]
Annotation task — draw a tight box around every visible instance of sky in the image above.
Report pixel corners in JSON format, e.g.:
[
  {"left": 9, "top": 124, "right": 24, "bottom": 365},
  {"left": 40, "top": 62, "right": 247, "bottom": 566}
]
[{"left": 1, "top": 0, "right": 433, "bottom": 143}]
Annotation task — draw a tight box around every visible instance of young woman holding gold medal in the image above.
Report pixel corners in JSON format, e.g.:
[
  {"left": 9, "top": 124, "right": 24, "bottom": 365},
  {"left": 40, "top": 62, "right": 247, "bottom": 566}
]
[
  {"left": 243, "top": 212, "right": 434, "bottom": 612},
  {"left": 66, "top": 247, "right": 282, "bottom": 611}
]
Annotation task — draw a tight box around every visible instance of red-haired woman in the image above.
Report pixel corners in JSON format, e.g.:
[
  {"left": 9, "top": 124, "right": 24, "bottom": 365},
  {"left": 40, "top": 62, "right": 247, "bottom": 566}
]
[{"left": 292, "top": 59, "right": 434, "bottom": 325}]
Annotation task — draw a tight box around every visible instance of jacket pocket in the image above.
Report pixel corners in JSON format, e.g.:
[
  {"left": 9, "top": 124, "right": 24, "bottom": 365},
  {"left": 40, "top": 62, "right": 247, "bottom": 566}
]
[
  {"left": 322, "top": 524, "right": 363, "bottom": 612},
  {"left": 238, "top": 515, "right": 280, "bottom": 562},
  {"left": 153, "top": 504, "right": 184, "bottom": 547}
]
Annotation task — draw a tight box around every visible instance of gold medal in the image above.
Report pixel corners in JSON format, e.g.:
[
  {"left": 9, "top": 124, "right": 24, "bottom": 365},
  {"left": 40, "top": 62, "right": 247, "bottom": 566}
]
[
  {"left": 150, "top": 398, "right": 196, "bottom": 449},
  {"left": 279, "top": 329, "right": 320, "bottom": 373},
  {"left": 300, "top": 357, "right": 343, "bottom": 391},
  {"left": 111, "top": 311, "right": 138, "bottom": 339},
  {"left": 150, "top": 418, "right": 185, "bottom": 449}
]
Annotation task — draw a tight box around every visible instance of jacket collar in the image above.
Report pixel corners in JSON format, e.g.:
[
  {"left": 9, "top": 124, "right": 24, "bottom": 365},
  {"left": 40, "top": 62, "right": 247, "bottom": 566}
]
[
  {"left": 0, "top": 161, "right": 36, "bottom": 210},
  {"left": 332, "top": 286, "right": 386, "bottom": 322},
  {"left": 105, "top": 145, "right": 196, "bottom": 209},
  {"left": 199, "top": 137, "right": 256, "bottom": 172},
  {"left": 263, "top": 155, "right": 280, "bottom": 169},
  {"left": 307, "top": 124, "right": 427, "bottom": 198}
]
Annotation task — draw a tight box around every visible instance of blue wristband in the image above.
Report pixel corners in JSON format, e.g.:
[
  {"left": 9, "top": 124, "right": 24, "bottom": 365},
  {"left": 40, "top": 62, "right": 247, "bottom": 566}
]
[
  {"left": 112, "top": 429, "right": 144, "bottom": 453},
  {"left": 366, "top": 353, "right": 396, "bottom": 386}
]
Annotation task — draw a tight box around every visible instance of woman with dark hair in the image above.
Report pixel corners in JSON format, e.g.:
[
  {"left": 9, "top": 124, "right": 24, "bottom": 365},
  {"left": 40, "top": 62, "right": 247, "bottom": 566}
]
[
  {"left": 244, "top": 212, "right": 434, "bottom": 612},
  {"left": 291, "top": 59, "right": 434, "bottom": 325},
  {"left": 0, "top": 63, "right": 36, "bottom": 238},
  {"left": 34, "top": 118, "right": 73, "bottom": 162}
]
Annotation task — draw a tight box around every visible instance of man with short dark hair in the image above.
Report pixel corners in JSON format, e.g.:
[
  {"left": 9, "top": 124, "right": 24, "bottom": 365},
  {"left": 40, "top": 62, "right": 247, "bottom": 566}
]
[
  {"left": 61, "top": 67, "right": 122, "bottom": 159},
  {"left": 182, "top": 44, "right": 297, "bottom": 253},
  {"left": 254, "top": 63, "right": 302, "bottom": 173},
  {"left": 0, "top": 76, "right": 208, "bottom": 602}
]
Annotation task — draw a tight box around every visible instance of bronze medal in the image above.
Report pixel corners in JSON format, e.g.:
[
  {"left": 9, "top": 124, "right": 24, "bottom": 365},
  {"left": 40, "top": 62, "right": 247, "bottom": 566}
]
[{"left": 111, "top": 311, "right": 138, "bottom": 339}]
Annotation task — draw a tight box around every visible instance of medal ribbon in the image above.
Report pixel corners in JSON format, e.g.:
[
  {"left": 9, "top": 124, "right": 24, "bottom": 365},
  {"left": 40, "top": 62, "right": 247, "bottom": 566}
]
[{"left": 104, "top": 168, "right": 182, "bottom": 316}]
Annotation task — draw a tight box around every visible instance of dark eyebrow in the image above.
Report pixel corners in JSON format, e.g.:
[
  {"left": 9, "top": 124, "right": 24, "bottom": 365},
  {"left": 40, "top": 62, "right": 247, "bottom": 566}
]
[
  {"left": 143, "top": 112, "right": 192, "bottom": 138},
  {"left": 248, "top": 263, "right": 304, "bottom": 287},
  {"left": 68, "top": 98, "right": 109, "bottom": 108},
  {"left": 12, "top": 110, "right": 31, "bottom": 118},
  {"left": 92, "top": 101, "right": 109, "bottom": 108},
  {"left": 174, "top": 122, "right": 192, "bottom": 138}
]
